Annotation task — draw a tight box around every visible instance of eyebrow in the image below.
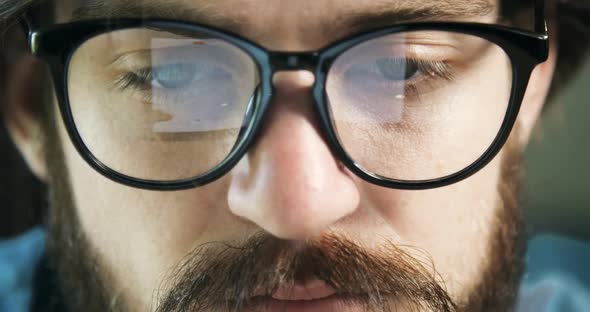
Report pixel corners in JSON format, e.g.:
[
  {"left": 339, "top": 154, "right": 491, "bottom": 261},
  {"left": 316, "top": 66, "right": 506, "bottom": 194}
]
[
  {"left": 341, "top": 0, "right": 496, "bottom": 31},
  {"left": 71, "top": 0, "right": 246, "bottom": 30},
  {"left": 70, "top": 0, "right": 496, "bottom": 42}
]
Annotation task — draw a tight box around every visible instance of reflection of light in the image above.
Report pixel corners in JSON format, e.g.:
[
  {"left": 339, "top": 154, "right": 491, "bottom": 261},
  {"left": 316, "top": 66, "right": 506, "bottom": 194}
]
[
  {"left": 152, "top": 116, "right": 231, "bottom": 132},
  {"left": 151, "top": 92, "right": 257, "bottom": 133},
  {"left": 395, "top": 94, "right": 406, "bottom": 100}
]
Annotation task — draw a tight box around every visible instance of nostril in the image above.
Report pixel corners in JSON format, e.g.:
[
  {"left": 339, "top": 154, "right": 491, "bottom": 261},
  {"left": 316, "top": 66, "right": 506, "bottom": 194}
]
[
  {"left": 227, "top": 66, "right": 359, "bottom": 240},
  {"left": 228, "top": 163, "right": 361, "bottom": 241}
]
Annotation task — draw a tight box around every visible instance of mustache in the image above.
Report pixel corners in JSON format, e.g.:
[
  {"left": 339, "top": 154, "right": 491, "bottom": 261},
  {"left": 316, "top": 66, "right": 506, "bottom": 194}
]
[{"left": 155, "top": 233, "right": 456, "bottom": 312}]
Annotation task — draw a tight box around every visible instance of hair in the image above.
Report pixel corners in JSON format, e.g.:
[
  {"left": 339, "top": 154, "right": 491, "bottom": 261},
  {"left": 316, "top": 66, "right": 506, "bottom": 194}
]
[
  {"left": 0, "top": 0, "right": 36, "bottom": 21},
  {"left": 548, "top": 0, "right": 590, "bottom": 95}
]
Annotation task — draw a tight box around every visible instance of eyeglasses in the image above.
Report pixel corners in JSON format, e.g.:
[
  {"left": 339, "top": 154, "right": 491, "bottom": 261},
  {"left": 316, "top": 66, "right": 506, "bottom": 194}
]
[{"left": 21, "top": 2, "right": 548, "bottom": 191}]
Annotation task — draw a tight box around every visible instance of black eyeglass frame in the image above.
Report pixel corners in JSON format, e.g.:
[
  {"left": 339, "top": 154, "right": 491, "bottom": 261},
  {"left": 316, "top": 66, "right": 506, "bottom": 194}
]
[{"left": 21, "top": 2, "right": 549, "bottom": 191}]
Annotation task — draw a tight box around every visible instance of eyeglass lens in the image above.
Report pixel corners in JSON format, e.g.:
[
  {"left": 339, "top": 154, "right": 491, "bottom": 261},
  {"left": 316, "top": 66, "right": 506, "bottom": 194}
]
[
  {"left": 68, "top": 28, "right": 260, "bottom": 181},
  {"left": 66, "top": 28, "right": 512, "bottom": 182},
  {"left": 327, "top": 31, "right": 512, "bottom": 181}
]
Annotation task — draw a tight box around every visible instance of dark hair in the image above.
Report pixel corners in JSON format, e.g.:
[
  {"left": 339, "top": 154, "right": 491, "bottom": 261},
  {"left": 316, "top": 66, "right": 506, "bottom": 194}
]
[
  {"left": 0, "top": 0, "right": 36, "bottom": 21},
  {"left": 548, "top": 0, "right": 590, "bottom": 95}
]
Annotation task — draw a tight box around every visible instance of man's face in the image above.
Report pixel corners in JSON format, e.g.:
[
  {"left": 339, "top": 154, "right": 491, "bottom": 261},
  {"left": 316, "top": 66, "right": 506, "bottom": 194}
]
[{"left": 21, "top": 0, "right": 554, "bottom": 311}]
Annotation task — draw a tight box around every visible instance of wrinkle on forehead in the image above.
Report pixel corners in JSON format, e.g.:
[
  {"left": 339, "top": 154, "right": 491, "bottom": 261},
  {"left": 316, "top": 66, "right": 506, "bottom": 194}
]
[
  {"left": 67, "top": 0, "right": 495, "bottom": 19},
  {"left": 58, "top": 0, "right": 498, "bottom": 49},
  {"left": 64, "top": 0, "right": 497, "bottom": 25}
]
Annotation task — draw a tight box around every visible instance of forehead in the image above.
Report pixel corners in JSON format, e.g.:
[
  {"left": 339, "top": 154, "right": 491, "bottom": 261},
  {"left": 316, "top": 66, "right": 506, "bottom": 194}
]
[
  {"left": 60, "top": 0, "right": 499, "bottom": 15},
  {"left": 55, "top": 0, "right": 500, "bottom": 48}
]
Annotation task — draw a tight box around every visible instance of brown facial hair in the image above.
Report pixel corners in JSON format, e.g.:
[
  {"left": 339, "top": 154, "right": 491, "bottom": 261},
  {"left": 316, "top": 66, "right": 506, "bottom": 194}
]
[{"left": 40, "top": 104, "right": 525, "bottom": 312}]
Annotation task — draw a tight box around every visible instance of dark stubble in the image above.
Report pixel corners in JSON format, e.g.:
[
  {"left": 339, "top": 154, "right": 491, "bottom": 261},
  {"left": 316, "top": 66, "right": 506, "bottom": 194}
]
[{"left": 41, "top": 104, "right": 525, "bottom": 312}]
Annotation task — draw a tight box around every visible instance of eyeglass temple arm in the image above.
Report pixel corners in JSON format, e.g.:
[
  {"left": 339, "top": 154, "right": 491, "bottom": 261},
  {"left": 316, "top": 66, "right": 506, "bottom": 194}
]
[
  {"left": 535, "top": 0, "right": 548, "bottom": 34},
  {"left": 19, "top": 3, "right": 49, "bottom": 51},
  {"left": 19, "top": 14, "right": 32, "bottom": 32},
  {"left": 18, "top": 11, "right": 36, "bottom": 51}
]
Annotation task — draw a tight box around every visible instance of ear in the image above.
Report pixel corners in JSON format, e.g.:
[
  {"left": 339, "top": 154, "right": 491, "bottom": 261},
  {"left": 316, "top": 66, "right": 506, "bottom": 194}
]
[
  {"left": 516, "top": 32, "right": 558, "bottom": 145},
  {"left": 3, "top": 54, "right": 48, "bottom": 182}
]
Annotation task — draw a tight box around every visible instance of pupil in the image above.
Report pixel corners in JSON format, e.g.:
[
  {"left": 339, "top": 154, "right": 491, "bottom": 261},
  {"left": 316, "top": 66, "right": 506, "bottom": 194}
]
[
  {"left": 376, "top": 58, "right": 418, "bottom": 81},
  {"left": 153, "top": 64, "right": 197, "bottom": 88}
]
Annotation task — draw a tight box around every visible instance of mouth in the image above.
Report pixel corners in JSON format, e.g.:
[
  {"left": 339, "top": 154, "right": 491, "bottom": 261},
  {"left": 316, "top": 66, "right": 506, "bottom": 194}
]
[
  {"left": 245, "top": 279, "right": 367, "bottom": 312},
  {"left": 250, "top": 294, "right": 366, "bottom": 312},
  {"left": 271, "top": 279, "right": 336, "bottom": 301}
]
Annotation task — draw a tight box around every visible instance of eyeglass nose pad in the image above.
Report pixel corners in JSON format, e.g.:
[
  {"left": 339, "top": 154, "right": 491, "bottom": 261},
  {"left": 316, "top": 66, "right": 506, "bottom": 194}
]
[
  {"left": 227, "top": 84, "right": 263, "bottom": 166},
  {"left": 238, "top": 70, "right": 318, "bottom": 154},
  {"left": 239, "top": 84, "right": 261, "bottom": 132}
]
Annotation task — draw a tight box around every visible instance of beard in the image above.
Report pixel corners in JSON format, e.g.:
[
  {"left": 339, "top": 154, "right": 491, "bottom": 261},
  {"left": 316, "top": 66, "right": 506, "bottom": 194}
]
[{"left": 41, "top": 106, "right": 525, "bottom": 312}]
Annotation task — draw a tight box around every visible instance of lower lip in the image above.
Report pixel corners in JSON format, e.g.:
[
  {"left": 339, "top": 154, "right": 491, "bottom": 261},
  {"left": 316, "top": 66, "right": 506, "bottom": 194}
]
[{"left": 247, "top": 295, "right": 365, "bottom": 312}]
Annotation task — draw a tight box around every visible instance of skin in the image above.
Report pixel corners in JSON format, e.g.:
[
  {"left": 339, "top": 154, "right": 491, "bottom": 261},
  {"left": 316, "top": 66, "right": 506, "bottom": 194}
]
[{"left": 5, "top": 0, "right": 557, "bottom": 310}]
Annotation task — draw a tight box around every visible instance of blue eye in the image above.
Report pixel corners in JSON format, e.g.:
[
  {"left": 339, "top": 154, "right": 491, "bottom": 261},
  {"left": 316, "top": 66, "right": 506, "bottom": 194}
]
[
  {"left": 116, "top": 62, "right": 234, "bottom": 92},
  {"left": 152, "top": 63, "right": 199, "bottom": 89},
  {"left": 344, "top": 58, "right": 421, "bottom": 84},
  {"left": 375, "top": 58, "right": 419, "bottom": 81}
]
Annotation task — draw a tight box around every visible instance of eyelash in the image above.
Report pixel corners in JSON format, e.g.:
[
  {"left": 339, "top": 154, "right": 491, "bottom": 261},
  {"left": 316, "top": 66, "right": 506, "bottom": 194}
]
[
  {"left": 413, "top": 59, "right": 454, "bottom": 80},
  {"left": 114, "top": 68, "right": 193, "bottom": 105},
  {"left": 115, "top": 68, "right": 157, "bottom": 91},
  {"left": 343, "top": 57, "right": 455, "bottom": 103},
  {"left": 401, "top": 58, "right": 455, "bottom": 97},
  {"left": 113, "top": 58, "right": 455, "bottom": 103}
]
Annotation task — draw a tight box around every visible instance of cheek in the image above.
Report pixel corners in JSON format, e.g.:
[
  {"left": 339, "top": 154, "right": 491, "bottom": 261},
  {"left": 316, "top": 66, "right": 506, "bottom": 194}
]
[
  {"left": 355, "top": 151, "right": 504, "bottom": 299},
  {"left": 54, "top": 104, "right": 242, "bottom": 307}
]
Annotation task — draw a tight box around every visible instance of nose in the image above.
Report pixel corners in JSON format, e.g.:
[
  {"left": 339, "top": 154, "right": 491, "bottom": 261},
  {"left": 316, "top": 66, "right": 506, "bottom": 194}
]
[{"left": 227, "top": 71, "right": 360, "bottom": 240}]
